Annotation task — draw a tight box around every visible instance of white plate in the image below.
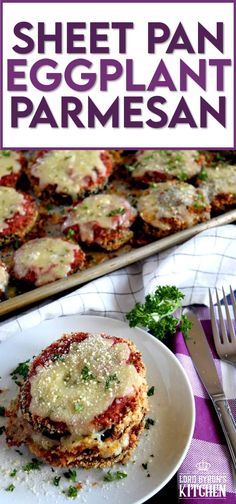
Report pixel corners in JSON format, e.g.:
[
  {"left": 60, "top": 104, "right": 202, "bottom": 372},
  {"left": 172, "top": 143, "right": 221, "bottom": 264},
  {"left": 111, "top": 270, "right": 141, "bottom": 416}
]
[{"left": 0, "top": 315, "right": 195, "bottom": 504}]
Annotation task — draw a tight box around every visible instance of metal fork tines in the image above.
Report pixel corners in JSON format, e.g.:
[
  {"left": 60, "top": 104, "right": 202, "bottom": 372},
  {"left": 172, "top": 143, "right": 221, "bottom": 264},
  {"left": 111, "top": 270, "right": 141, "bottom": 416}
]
[{"left": 209, "top": 286, "right": 236, "bottom": 366}]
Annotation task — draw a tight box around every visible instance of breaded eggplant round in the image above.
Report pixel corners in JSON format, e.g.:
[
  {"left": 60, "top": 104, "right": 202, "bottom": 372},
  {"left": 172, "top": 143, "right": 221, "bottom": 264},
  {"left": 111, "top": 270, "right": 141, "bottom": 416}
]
[
  {"left": 130, "top": 150, "right": 202, "bottom": 184},
  {"left": 197, "top": 165, "right": 236, "bottom": 211},
  {"left": 0, "top": 186, "right": 38, "bottom": 246},
  {"left": 62, "top": 193, "right": 137, "bottom": 251},
  {"left": 27, "top": 150, "right": 113, "bottom": 201},
  {"left": 137, "top": 181, "right": 210, "bottom": 239},
  {"left": 0, "top": 150, "right": 24, "bottom": 187},
  {"left": 13, "top": 237, "right": 85, "bottom": 287},
  {"left": 6, "top": 332, "right": 148, "bottom": 468}
]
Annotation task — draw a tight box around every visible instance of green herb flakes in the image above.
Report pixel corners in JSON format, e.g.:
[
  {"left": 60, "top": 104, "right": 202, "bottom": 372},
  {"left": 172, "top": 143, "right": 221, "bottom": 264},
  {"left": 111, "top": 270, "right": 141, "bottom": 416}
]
[
  {"left": 46, "top": 203, "right": 54, "bottom": 212},
  {"left": 105, "top": 374, "right": 120, "bottom": 390},
  {"left": 52, "top": 354, "right": 65, "bottom": 362},
  {"left": 1, "top": 150, "right": 11, "bottom": 157},
  {"left": 10, "top": 359, "right": 30, "bottom": 385},
  {"left": 198, "top": 167, "right": 208, "bottom": 180},
  {"left": 145, "top": 418, "right": 156, "bottom": 430},
  {"left": 63, "top": 469, "right": 77, "bottom": 482},
  {"left": 52, "top": 476, "right": 61, "bottom": 486},
  {"left": 147, "top": 386, "right": 155, "bottom": 397},
  {"left": 66, "top": 229, "right": 75, "bottom": 238},
  {"left": 107, "top": 208, "right": 125, "bottom": 217},
  {"left": 74, "top": 402, "right": 83, "bottom": 413},
  {"left": 67, "top": 486, "right": 78, "bottom": 498},
  {"left": 103, "top": 470, "right": 127, "bottom": 482},
  {"left": 5, "top": 484, "right": 15, "bottom": 492},
  {"left": 10, "top": 469, "right": 17, "bottom": 477},
  {"left": 81, "top": 366, "right": 95, "bottom": 381},
  {"left": 177, "top": 172, "right": 187, "bottom": 181},
  {"left": 23, "top": 458, "right": 42, "bottom": 472}
]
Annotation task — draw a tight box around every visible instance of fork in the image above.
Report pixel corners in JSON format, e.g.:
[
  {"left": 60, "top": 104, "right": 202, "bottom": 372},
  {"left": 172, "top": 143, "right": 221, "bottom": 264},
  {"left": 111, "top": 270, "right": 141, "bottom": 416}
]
[{"left": 209, "top": 286, "right": 236, "bottom": 366}]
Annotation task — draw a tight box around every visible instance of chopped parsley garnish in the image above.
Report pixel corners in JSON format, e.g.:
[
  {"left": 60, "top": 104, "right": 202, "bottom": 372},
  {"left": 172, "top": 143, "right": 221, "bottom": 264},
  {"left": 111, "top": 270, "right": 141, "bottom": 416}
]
[
  {"left": 1, "top": 150, "right": 11, "bottom": 157},
  {"left": 0, "top": 425, "right": 5, "bottom": 435},
  {"left": 52, "top": 476, "right": 61, "bottom": 486},
  {"left": 127, "top": 286, "right": 192, "bottom": 341},
  {"left": 10, "top": 469, "right": 17, "bottom": 477},
  {"left": 6, "top": 166, "right": 13, "bottom": 172},
  {"left": 142, "top": 462, "right": 148, "bottom": 470},
  {"left": 194, "top": 201, "right": 205, "bottom": 209},
  {"left": 198, "top": 167, "right": 208, "bottom": 180},
  {"left": 23, "top": 458, "right": 42, "bottom": 472},
  {"left": 147, "top": 386, "right": 155, "bottom": 397},
  {"left": 105, "top": 374, "right": 120, "bottom": 390},
  {"left": 67, "top": 486, "right": 78, "bottom": 498},
  {"left": 149, "top": 182, "right": 158, "bottom": 189},
  {"left": 145, "top": 418, "right": 155, "bottom": 430},
  {"left": 81, "top": 366, "right": 95, "bottom": 381},
  {"left": 5, "top": 484, "right": 15, "bottom": 492},
  {"left": 107, "top": 208, "right": 125, "bottom": 217},
  {"left": 66, "top": 229, "right": 75, "bottom": 238},
  {"left": 13, "top": 239, "right": 20, "bottom": 250},
  {"left": 177, "top": 172, "right": 187, "bottom": 181},
  {"left": 215, "top": 153, "right": 225, "bottom": 161},
  {"left": 64, "top": 156, "right": 72, "bottom": 161},
  {"left": 0, "top": 406, "right": 5, "bottom": 416},
  {"left": 124, "top": 163, "right": 136, "bottom": 172},
  {"left": 10, "top": 359, "right": 30, "bottom": 385},
  {"left": 74, "top": 402, "right": 83, "bottom": 413},
  {"left": 103, "top": 470, "right": 127, "bottom": 482},
  {"left": 52, "top": 354, "right": 65, "bottom": 362},
  {"left": 46, "top": 203, "right": 54, "bottom": 212},
  {"left": 63, "top": 469, "right": 77, "bottom": 482}
]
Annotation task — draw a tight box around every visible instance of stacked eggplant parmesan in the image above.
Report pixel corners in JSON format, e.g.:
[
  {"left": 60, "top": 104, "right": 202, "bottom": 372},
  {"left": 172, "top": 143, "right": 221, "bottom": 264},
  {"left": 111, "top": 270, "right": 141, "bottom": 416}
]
[
  {"left": 6, "top": 332, "right": 148, "bottom": 468},
  {"left": 0, "top": 149, "right": 235, "bottom": 301}
]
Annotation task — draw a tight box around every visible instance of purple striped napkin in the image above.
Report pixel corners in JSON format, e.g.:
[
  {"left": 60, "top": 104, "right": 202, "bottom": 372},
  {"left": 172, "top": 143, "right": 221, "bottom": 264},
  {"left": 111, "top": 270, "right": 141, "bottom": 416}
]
[{"left": 173, "top": 318, "right": 236, "bottom": 503}]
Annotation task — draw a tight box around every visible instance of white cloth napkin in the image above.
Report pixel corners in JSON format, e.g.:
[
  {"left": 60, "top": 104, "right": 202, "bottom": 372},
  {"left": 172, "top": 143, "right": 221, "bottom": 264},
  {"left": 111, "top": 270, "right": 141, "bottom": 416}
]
[{"left": 1, "top": 224, "right": 236, "bottom": 341}]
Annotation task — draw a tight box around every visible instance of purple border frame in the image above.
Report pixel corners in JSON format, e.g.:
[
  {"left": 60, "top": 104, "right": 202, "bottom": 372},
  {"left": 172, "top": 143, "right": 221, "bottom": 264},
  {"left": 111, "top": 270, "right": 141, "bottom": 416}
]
[{"left": 0, "top": 0, "right": 235, "bottom": 150}]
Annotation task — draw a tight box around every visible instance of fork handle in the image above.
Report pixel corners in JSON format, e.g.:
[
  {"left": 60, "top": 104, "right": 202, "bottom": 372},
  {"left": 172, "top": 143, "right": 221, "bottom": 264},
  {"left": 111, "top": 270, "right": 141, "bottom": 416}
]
[{"left": 212, "top": 394, "right": 236, "bottom": 470}]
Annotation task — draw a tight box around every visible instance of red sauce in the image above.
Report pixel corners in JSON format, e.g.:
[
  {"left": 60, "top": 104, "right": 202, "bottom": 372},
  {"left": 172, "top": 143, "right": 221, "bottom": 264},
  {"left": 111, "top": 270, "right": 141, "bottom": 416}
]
[{"left": 1, "top": 193, "right": 37, "bottom": 237}]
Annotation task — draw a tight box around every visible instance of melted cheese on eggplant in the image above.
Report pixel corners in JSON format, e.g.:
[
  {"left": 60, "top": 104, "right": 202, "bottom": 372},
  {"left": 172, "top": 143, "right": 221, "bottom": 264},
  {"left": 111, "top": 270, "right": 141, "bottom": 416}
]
[
  {"left": 0, "top": 187, "right": 25, "bottom": 232},
  {"left": 0, "top": 151, "right": 21, "bottom": 178},
  {"left": 132, "top": 150, "right": 200, "bottom": 179},
  {"left": 199, "top": 166, "right": 236, "bottom": 201},
  {"left": 138, "top": 182, "right": 209, "bottom": 231},
  {"left": 0, "top": 262, "right": 9, "bottom": 293},
  {"left": 63, "top": 194, "right": 137, "bottom": 242},
  {"left": 31, "top": 150, "right": 107, "bottom": 199},
  {"left": 14, "top": 237, "right": 80, "bottom": 286},
  {"left": 29, "top": 333, "right": 142, "bottom": 436}
]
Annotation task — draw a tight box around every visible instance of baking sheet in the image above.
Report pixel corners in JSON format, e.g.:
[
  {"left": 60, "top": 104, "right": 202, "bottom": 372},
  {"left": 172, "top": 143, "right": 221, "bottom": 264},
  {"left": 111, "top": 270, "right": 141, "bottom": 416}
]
[{"left": 1, "top": 208, "right": 236, "bottom": 317}]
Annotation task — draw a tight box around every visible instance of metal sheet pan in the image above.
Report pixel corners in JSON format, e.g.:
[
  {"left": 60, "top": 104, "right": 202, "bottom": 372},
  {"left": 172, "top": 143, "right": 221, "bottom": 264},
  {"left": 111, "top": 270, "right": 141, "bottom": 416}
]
[{"left": 0, "top": 208, "right": 235, "bottom": 317}]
